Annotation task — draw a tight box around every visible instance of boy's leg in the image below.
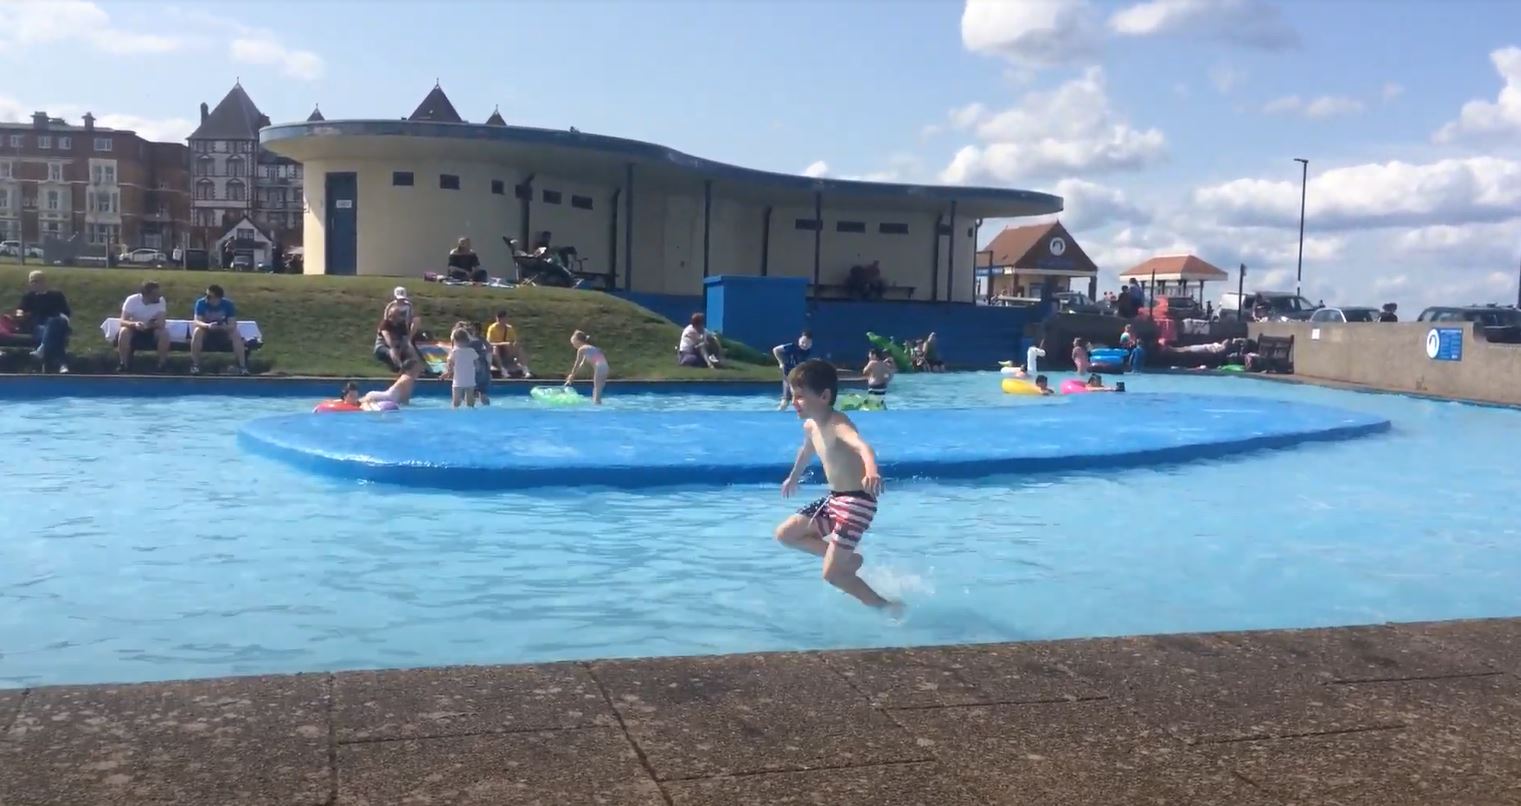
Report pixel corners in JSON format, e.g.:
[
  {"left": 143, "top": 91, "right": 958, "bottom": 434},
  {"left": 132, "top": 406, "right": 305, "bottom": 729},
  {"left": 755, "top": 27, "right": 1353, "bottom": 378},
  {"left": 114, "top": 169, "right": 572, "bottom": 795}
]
[
  {"left": 774, "top": 513, "right": 828, "bottom": 557},
  {"left": 822, "top": 542, "right": 894, "bottom": 609}
]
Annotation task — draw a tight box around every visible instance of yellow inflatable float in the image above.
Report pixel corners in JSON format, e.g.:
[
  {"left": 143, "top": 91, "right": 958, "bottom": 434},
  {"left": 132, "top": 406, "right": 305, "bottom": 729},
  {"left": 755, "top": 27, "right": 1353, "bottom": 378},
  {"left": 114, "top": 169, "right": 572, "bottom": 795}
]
[{"left": 1001, "top": 378, "right": 1043, "bottom": 396}]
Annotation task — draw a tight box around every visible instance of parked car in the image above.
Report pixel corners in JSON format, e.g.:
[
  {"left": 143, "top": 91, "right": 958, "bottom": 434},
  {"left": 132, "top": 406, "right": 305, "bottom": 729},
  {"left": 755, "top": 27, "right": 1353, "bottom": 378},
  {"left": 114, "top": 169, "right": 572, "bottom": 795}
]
[
  {"left": 0, "top": 240, "right": 19, "bottom": 257},
  {"left": 1309, "top": 306, "right": 1380, "bottom": 323},
  {"left": 230, "top": 254, "right": 253, "bottom": 271},
  {"left": 1160, "top": 296, "right": 1205, "bottom": 319},
  {"left": 1219, "top": 291, "right": 1321, "bottom": 321},
  {"left": 1417, "top": 305, "right": 1521, "bottom": 344},
  {"left": 120, "top": 248, "right": 167, "bottom": 265},
  {"left": 1052, "top": 291, "right": 1102, "bottom": 314}
]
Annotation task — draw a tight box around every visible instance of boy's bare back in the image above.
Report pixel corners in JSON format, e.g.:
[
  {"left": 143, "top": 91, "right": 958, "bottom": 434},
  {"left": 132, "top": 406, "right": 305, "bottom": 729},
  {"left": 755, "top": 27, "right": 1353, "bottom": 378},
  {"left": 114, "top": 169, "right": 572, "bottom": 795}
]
[{"left": 805, "top": 411, "right": 871, "bottom": 493}]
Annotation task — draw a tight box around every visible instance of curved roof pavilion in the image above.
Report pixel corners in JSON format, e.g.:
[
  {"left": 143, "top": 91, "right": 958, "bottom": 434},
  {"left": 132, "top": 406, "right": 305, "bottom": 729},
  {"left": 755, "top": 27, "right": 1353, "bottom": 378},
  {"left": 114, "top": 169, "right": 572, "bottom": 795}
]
[{"left": 262, "top": 119, "right": 1061, "bottom": 220}]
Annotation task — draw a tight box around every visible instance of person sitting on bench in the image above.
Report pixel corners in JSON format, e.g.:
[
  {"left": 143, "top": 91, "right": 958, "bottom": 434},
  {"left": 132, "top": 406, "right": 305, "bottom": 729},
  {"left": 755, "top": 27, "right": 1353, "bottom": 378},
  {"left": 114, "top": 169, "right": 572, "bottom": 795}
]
[
  {"left": 446, "top": 237, "right": 486, "bottom": 283},
  {"left": 117, "top": 280, "right": 170, "bottom": 372},
  {"left": 16, "top": 270, "right": 71, "bottom": 373},
  {"left": 190, "top": 283, "right": 248, "bottom": 376}
]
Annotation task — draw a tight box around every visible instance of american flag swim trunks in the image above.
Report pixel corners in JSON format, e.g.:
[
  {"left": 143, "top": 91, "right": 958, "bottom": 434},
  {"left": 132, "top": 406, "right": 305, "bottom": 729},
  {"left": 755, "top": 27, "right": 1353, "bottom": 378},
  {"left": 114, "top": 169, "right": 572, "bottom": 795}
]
[{"left": 796, "top": 490, "right": 878, "bottom": 550}]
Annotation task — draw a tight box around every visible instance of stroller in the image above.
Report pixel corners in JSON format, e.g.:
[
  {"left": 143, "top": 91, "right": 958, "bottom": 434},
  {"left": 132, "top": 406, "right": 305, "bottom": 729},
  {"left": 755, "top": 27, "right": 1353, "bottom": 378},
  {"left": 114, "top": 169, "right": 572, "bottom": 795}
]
[{"left": 503, "top": 237, "right": 579, "bottom": 288}]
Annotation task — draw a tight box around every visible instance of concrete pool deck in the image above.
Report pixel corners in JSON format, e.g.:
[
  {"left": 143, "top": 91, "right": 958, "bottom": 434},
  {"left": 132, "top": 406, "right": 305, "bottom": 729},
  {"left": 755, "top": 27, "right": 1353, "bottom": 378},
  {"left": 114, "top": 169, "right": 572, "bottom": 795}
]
[{"left": 4, "top": 618, "right": 1521, "bottom": 805}]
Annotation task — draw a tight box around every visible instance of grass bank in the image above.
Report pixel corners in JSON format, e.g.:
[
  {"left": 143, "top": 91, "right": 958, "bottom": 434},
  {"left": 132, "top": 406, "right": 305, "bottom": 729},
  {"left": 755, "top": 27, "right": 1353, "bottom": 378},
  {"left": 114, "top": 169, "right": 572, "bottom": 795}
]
[{"left": 0, "top": 266, "right": 775, "bottom": 379}]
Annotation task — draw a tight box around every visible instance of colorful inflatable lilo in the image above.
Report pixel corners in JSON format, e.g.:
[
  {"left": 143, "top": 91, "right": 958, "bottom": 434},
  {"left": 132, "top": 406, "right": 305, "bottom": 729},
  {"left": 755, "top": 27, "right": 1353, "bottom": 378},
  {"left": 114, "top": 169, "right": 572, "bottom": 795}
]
[
  {"left": 838, "top": 392, "right": 885, "bottom": 412},
  {"left": 1090, "top": 347, "right": 1128, "bottom": 372},
  {"left": 1001, "top": 378, "right": 1044, "bottom": 396},
  {"left": 530, "top": 386, "right": 587, "bottom": 405}
]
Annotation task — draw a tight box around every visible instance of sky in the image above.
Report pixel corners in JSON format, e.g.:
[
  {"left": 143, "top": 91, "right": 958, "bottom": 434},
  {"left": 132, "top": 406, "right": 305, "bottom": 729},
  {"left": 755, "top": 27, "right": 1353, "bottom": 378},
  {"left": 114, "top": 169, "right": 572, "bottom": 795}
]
[{"left": 2, "top": 0, "right": 1519, "bottom": 310}]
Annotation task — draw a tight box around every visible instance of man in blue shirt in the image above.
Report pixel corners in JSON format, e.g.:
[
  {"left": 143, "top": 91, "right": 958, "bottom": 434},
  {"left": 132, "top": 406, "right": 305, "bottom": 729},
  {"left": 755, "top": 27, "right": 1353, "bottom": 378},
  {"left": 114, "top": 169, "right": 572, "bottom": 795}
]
[
  {"left": 190, "top": 284, "right": 248, "bottom": 375},
  {"left": 772, "top": 330, "right": 813, "bottom": 410}
]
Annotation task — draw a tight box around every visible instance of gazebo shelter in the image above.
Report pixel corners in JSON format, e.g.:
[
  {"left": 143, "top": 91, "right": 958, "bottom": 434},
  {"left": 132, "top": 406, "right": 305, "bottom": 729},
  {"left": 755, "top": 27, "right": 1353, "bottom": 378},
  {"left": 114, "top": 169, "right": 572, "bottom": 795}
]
[
  {"left": 974, "top": 221, "right": 1097, "bottom": 301},
  {"left": 1120, "top": 254, "right": 1229, "bottom": 302}
]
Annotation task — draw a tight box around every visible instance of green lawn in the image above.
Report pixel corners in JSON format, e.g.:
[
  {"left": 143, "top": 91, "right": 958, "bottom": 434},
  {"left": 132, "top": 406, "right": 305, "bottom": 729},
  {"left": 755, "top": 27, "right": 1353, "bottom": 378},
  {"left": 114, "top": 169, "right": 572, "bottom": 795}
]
[{"left": 0, "top": 265, "right": 776, "bottom": 379}]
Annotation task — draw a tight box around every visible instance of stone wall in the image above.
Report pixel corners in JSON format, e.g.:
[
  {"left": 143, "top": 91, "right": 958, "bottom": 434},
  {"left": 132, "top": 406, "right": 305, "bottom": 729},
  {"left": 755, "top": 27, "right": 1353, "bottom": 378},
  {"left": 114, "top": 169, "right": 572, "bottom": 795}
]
[{"left": 1250, "top": 321, "right": 1521, "bottom": 405}]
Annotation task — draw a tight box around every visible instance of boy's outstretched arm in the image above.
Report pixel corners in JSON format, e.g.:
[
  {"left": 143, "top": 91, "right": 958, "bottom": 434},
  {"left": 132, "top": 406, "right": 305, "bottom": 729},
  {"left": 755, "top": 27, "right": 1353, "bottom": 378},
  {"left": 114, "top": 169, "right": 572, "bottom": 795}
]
[
  {"left": 781, "top": 434, "right": 816, "bottom": 497},
  {"left": 835, "top": 420, "right": 882, "bottom": 496}
]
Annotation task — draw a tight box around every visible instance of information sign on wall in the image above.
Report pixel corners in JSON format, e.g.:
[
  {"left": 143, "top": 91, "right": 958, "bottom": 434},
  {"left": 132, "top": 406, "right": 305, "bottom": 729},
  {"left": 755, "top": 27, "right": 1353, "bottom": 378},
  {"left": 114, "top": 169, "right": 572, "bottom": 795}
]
[{"left": 1425, "top": 328, "right": 1463, "bottom": 361}]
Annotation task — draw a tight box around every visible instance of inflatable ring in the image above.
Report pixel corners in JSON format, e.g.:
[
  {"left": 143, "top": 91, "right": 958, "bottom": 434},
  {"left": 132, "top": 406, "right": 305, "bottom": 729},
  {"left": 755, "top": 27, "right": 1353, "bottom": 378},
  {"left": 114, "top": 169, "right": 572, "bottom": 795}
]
[
  {"left": 1001, "top": 378, "right": 1043, "bottom": 396},
  {"left": 1060, "top": 379, "right": 1092, "bottom": 395},
  {"left": 313, "top": 400, "right": 362, "bottom": 413},
  {"left": 531, "top": 386, "right": 587, "bottom": 405}
]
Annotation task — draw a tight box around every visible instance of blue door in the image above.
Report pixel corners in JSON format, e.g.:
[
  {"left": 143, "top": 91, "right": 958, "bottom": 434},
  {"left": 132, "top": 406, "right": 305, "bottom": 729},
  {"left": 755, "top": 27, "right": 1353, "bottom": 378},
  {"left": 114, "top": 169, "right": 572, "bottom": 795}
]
[{"left": 325, "top": 172, "right": 357, "bottom": 275}]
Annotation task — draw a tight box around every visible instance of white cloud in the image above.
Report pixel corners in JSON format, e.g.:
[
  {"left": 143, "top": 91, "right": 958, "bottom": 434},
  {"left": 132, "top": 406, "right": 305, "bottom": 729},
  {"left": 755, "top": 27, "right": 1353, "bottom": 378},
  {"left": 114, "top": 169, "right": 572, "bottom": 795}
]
[
  {"left": 1382, "top": 82, "right": 1405, "bottom": 102},
  {"left": 1208, "top": 65, "right": 1243, "bottom": 94},
  {"left": 0, "top": 0, "right": 182, "bottom": 55},
  {"left": 1433, "top": 46, "right": 1521, "bottom": 144},
  {"left": 230, "top": 37, "right": 324, "bottom": 81},
  {"left": 961, "top": 0, "right": 1100, "bottom": 66},
  {"left": 1261, "top": 95, "right": 1366, "bottom": 119},
  {"left": 801, "top": 160, "right": 829, "bottom": 178},
  {"left": 1193, "top": 157, "right": 1521, "bottom": 230},
  {"left": 1108, "top": 0, "right": 1299, "bottom": 49},
  {"left": 1048, "top": 178, "right": 1152, "bottom": 232},
  {"left": 0, "top": 95, "right": 193, "bottom": 142},
  {"left": 1394, "top": 220, "right": 1521, "bottom": 266},
  {"left": 939, "top": 67, "right": 1166, "bottom": 183}
]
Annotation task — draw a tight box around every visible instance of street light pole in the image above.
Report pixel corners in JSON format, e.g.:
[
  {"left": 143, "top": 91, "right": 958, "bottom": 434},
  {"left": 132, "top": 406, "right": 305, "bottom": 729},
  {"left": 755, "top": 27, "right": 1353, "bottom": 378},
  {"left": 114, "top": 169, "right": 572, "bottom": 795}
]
[{"left": 1294, "top": 157, "right": 1308, "bottom": 298}]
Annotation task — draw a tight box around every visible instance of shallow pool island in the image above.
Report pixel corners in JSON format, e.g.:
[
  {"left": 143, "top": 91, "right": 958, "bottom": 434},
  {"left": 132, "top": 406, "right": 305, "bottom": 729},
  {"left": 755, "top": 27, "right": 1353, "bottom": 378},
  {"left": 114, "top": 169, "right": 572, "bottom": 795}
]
[{"left": 238, "top": 393, "right": 1391, "bottom": 489}]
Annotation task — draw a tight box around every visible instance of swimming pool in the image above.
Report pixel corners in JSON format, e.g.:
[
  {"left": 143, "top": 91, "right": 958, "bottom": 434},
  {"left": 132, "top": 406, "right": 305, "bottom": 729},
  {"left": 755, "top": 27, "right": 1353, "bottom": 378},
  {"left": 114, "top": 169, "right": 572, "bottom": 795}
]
[{"left": 2, "top": 372, "right": 1518, "bottom": 687}]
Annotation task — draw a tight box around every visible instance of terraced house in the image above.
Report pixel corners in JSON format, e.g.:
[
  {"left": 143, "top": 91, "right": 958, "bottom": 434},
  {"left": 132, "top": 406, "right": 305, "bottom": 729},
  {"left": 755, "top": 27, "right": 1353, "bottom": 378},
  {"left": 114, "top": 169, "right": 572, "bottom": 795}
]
[
  {"left": 0, "top": 111, "right": 190, "bottom": 257},
  {"left": 188, "top": 82, "right": 305, "bottom": 266}
]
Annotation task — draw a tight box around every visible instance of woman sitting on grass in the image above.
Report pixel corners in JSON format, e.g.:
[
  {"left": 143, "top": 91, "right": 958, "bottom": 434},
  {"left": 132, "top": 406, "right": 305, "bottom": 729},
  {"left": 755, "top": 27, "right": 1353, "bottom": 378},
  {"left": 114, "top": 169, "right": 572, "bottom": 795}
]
[{"left": 677, "top": 313, "right": 724, "bottom": 368}]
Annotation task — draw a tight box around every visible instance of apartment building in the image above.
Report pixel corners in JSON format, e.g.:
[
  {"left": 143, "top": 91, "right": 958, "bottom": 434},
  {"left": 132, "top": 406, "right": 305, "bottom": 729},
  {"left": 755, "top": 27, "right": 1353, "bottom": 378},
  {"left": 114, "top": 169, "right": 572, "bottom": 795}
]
[
  {"left": 189, "top": 82, "right": 304, "bottom": 263},
  {"left": 0, "top": 111, "right": 190, "bottom": 253}
]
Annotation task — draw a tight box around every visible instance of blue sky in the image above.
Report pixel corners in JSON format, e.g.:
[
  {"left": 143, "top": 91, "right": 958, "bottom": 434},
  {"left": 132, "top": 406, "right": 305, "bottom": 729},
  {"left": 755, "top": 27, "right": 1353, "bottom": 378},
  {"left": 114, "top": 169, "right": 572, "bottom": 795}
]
[{"left": 3, "top": 0, "right": 1519, "bottom": 309}]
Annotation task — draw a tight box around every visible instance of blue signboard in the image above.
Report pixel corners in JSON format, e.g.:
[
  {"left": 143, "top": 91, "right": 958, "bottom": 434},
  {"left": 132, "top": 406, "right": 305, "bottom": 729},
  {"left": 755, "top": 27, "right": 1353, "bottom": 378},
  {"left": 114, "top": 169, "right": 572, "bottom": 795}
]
[{"left": 1425, "top": 328, "right": 1463, "bottom": 361}]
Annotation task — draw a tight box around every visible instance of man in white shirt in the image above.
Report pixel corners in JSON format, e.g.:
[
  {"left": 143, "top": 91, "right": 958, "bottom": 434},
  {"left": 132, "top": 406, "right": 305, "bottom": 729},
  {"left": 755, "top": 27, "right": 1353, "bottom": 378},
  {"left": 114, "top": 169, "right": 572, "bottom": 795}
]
[{"left": 117, "top": 280, "right": 170, "bottom": 371}]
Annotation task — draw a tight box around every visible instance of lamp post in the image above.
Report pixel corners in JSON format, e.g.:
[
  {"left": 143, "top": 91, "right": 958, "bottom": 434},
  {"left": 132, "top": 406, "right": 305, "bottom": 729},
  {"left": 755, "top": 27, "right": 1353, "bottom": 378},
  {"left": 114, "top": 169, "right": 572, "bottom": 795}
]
[{"left": 1293, "top": 157, "right": 1308, "bottom": 298}]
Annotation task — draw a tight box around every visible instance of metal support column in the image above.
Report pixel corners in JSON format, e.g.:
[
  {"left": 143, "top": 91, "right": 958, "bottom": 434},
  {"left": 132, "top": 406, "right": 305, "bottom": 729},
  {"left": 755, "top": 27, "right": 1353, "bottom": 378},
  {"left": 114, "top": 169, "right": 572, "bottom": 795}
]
[
  {"left": 811, "top": 191, "right": 822, "bottom": 296},
  {"left": 945, "top": 201, "right": 958, "bottom": 302},
  {"left": 702, "top": 180, "right": 712, "bottom": 278},
  {"left": 760, "top": 206, "right": 772, "bottom": 276},
  {"left": 623, "top": 163, "right": 635, "bottom": 291}
]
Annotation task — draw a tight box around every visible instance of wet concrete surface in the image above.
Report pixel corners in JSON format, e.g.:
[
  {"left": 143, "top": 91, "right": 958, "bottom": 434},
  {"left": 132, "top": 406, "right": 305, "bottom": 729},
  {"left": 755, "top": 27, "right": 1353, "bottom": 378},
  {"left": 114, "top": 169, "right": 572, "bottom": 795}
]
[{"left": 3, "top": 618, "right": 1521, "bottom": 805}]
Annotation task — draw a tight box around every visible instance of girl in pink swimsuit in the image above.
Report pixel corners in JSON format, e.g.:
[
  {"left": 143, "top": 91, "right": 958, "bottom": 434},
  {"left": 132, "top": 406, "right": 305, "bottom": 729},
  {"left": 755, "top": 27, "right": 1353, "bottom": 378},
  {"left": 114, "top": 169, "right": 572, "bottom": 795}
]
[{"left": 565, "top": 330, "right": 610, "bottom": 404}]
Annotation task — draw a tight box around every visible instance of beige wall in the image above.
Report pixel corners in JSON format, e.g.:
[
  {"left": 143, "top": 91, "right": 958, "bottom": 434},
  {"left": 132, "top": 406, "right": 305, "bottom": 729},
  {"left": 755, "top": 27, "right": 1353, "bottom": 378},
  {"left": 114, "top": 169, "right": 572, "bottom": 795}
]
[
  {"left": 298, "top": 153, "right": 987, "bottom": 301},
  {"left": 302, "top": 156, "right": 519, "bottom": 276},
  {"left": 1251, "top": 321, "right": 1521, "bottom": 405}
]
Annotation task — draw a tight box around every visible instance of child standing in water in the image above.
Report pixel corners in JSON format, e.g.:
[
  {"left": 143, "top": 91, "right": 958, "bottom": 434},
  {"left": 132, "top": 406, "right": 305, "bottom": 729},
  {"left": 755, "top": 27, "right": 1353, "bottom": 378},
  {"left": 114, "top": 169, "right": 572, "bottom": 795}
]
[
  {"left": 467, "top": 323, "right": 493, "bottom": 406},
  {"left": 776, "top": 359, "right": 901, "bottom": 614},
  {"left": 445, "top": 329, "right": 477, "bottom": 409},
  {"left": 862, "top": 348, "right": 895, "bottom": 409},
  {"left": 1072, "top": 337, "right": 1091, "bottom": 375},
  {"left": 565, "top": 330, "right": 609, "bottom": 404}
]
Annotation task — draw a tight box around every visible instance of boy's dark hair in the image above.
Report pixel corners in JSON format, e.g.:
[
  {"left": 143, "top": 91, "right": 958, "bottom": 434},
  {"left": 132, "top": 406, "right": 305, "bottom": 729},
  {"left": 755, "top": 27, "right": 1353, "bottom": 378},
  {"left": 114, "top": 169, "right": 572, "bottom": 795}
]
[
  {"left": 787, "top": 358, "right": 838, "bottom": 405},
  {"left": 869, "top": 347, "right": 885, "bottom": 360},
  {"left": 342, "top": 381, "right": 358, "bottom": 394},
  {"left": 206, "top": 284, "right": 225, "bottom": 298},
  {"left": 495, "top": 309, "right": 508, "bottom": 318},
  {"left": 1035, "top": 374, "right": 1049, "bottom": 385}
]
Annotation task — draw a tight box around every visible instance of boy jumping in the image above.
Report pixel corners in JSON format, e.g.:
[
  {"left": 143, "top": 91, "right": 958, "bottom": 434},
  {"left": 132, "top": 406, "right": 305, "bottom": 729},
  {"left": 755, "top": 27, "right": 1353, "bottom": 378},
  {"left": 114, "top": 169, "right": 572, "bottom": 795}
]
[{"left": 776, "top": 359, "right": 902, "bottom": 614}]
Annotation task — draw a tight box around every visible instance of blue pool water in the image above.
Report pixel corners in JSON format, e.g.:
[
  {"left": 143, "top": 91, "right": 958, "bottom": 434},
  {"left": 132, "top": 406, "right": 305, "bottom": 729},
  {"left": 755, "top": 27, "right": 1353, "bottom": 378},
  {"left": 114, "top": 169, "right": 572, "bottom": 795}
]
[{"left": 2, "top": 372, "right": 1518, "bottom": 688}]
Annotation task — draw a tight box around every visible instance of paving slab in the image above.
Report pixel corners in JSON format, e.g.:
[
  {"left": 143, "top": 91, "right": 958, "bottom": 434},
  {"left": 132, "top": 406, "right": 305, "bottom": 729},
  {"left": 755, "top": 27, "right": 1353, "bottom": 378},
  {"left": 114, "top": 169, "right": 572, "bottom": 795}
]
[
  {"left": 333, "top": 662, "right": 613, "bottom": 742},
  {"left": 335, "top": 727, "right": 664, "bottom": 806},
  {"left": 821, "top": 643, "right": 1106, "bottom": 709},
  {"left": 893, "top": 701, "right": 1277, "bottom": 805},
  {"left": 1205, "top": 727, "right": 1521, "bottom": 806},
  {"left": 0, "top": 673, "right": 328, "bottom": 806},
  {"left": 1331, "top": 674, "right": 1521, "bottom": 739},
  {"left": 665, "top": 761, "right": 983, "bottom": 806},
  {"left": 589, "top": 652, "right": 927, "bottom": 780},
  {"left": 1216, "top": 623, "right": 1497, "bottom": 683},
  {"left": 1394, "top": 618, "right": 1521, "bottom": 675}
]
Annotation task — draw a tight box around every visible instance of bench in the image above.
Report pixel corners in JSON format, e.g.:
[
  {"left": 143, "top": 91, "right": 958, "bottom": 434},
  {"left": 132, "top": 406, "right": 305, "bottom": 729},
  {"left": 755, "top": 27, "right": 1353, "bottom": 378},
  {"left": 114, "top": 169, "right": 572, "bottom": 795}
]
[
  {"left": 1256, "top": 334, "right": 1293, "bottom": 373},
  {"left": 810, "top": 283, "right": 917, "bottom": 301},
  {"left": 100, "top": 318, "right": 265, "bottom": 351}
]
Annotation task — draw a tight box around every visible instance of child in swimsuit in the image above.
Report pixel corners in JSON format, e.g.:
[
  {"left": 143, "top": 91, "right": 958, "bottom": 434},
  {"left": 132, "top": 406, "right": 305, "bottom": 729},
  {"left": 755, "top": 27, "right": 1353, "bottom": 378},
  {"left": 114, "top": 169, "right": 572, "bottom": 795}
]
[
  {"left": 339, "top": 381, "right": 360, "bottom": 407},
  {"left": 565, "top": 330, "right": 609, "bottom": 404},
  {"left": 361, "top": 358, "right": 423, "bottom": 410},
  {"left": 445, "top": 329, "right": 477, "bottom": 409},
  {"left": 862, "top": 348, "right": 895, "bottom": 409},
  {"left": 1072, "top": 337, "right": 1091, "bottom": 375},
  {"left": 776, "top": 359, "right": 901, "bottom": 614},
  {"left": 1034, "top": 374, "right": 1054, "bottom": 395}
]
